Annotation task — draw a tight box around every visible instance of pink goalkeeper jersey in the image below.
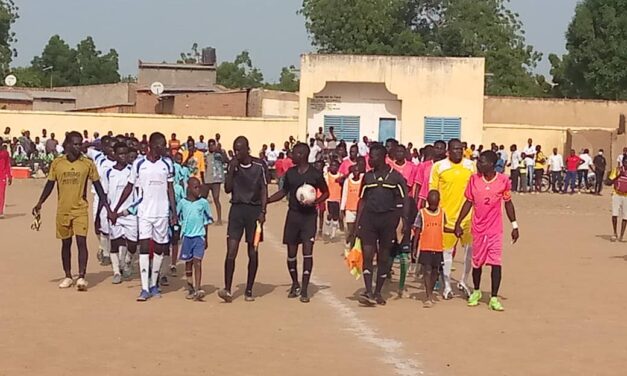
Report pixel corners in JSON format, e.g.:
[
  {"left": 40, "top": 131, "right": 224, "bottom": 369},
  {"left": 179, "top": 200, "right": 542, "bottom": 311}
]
[
  {"left": 414, "top": 160, "right": 434, "bottom": 200},
  {"left": 464, "top": 173, "right": 512, "bottom": 236},
  {"left": 391, "top": 161, "right": 416, "bottom": 188}
]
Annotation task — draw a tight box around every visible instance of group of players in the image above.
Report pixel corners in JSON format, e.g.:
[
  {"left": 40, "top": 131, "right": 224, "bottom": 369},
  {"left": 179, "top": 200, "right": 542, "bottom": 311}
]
[{"left": 33, "top": 130, "right": 519, "bottom": 311}]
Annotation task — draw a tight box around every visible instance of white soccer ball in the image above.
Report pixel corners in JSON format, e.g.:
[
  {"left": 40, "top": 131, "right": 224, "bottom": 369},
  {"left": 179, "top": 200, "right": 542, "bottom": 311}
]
[{"left": 296, "top": 184, "right": 317, "bottom": 205}]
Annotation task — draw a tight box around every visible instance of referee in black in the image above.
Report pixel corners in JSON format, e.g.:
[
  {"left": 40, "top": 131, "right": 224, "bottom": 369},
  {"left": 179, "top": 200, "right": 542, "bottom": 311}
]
[
  {"left": 218, "top": 136, "right": 268, "bottom": 303},
  {"left": 353, "top": 143, "right": 410, "bottom": 306}
]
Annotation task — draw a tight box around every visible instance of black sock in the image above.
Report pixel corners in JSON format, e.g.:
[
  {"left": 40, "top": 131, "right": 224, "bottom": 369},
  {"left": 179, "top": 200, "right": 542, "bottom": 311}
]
[
  {"left": 375, "top": 258, "right": 388, "bottom": 295},
  {"left": 287, "top": 257, "right": 298, "bottom": 286},
  {"left": 224, "top": 257, "right": 235, "bottom": 292},
  {"left": 491, "top": 266, "right": 502, "bottom": 297},
  {"left": 473, "top": 267, "right": 482, "bottom": 290},
  {"left": 301, "top": 255, "right": 313, "bottom": 296},
  {"left": 246, "top": 246, "right": 258, "bottom": 294}
]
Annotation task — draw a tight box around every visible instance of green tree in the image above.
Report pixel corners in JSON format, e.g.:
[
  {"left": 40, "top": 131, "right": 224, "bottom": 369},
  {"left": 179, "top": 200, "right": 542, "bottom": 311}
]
[
  {"left": 0, "top": 0, "right": 18, "bottom": 75},
  {"left": 216, "top": 51, "right": 264, "bottom": 89},
  {"left": 265, "top": 65, "right": 300, "bottom": 92},
  {"left": 178, "top": 42, "right": 200, "bottom": 64},
  {"left": 31, "top": 35, "right": 80, "bottom": 86},
  {"left": 10, "top": 66, "right": 42, "bottom": 87},
  {"left": 301, "top": 0, "right": 544, "bottom": 96},
  {"left": 550, "top": 0, "right": 627, "bottom": 100},
  {"left": 76, "top": 36, "right": 120, "bottom": 85}
]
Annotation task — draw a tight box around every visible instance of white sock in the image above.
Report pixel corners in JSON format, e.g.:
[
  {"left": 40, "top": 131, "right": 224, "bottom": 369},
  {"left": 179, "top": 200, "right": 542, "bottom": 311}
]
[
  {"left": 331, "top": 220, "right": 338, "bottom": 239},
  {"left": 139, "top": 254, "right": 150, "bottom": 291},
  {"left": 100, "top": 235, "right": 111, "bottom": 257},
  {"left": 460, "top": 244, "right": 473, "bottom": 287},
  {"left": 119, "top": 246, "right": 128, "bottom": 269},
  {"left": 161, "top": 255, "right": 171, "bottom": 275},
  {"left": 442, "top": 249, "right": 453, "bottom": 292},
  {"left": 110, "top": 253, "right": 121, "bottom": 275},
  {"left": 150, "top": 254, "right": 163, "bottom": 288},
  {"left": 125, "top": 250, "right": 133, "bottom": 265},
  {"left": 324, "top": 219, "right": 331, "bottom": 235}
]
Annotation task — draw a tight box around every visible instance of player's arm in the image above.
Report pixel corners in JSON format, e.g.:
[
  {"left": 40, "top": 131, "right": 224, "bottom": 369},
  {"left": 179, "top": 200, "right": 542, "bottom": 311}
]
[
  {"left": 340, "top": 179, "right": 349, "bottom": 212},
  {"left": 167, "top": 181, "right": 177, "bottom": 226},
  {"left": 224, "top": 158, "right": 237, "bottom": 194},
  {"left": 268, "top": 169, "right": 288, "bottom": 203},
  {"left": 258, "top": 169, "right": 268, "bottom": 224},
  {"left": 113, "top": 183, "right": 133, "bottom": 214},
  {"left": 399, "top": 178, "right": 411, "bottom": 244},
  {"left": 33, "top": 180, "right": 55, "bottom": 215},
  {"left": 313, "top": 174, "right": 330, "bottom": 205},
  {"left": 504, "top": 200, "right": 519, "bottom": 243},
  {"left": 454, "top": 200, "right": 473, "bottom": 238},
  {"left": 93, "top": 180, "right": 112, "bottom": 217}
]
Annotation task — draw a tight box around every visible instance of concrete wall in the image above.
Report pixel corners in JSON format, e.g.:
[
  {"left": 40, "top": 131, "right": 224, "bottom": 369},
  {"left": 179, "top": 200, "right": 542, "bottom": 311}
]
[
  {"left": 299, "top": 54, "right": 485, "bottom": 144},
  {"left": 138, "top": 66, "right": 216, "bottom": 88},
  {"left": 61, "top": 83, "right": 136, "bottom": 109},
  {"left": 484, "top": 96, "right": 627, "bottom": 129},
  {"left": 483, "top": 123, "right": 569, "bottom": 153},
  {"left": 172, "top": 91, "right": 248, "bottom": 117},
  {"left": 32, "top": 99, "right": 76, "bottom": 112},
  {"left": 0, "top": 110, "right": 298, "bottom": 153},
  {"left": 71, "top": 104, "right": 135, "bottom": 114},
  {"left": 0, "top": 100, "right": 32, "bottom": 111},
  {"left": 307, "top": 82, "right": 401, "bottom": 141},
  {"left": 248, "top": 89, "right": 299, "bottom": 118}
]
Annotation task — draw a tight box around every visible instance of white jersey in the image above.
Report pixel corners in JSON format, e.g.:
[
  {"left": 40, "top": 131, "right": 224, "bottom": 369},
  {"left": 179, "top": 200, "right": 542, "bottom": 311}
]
[
  {"left": 104, "top": 166, "right": 136, "bottom": 213},
  {"left": 86, "top": 148, "right": 105, "bottom": 164},
  {"left": 129, "top": 156, "right": 174, "bottom": 218}
]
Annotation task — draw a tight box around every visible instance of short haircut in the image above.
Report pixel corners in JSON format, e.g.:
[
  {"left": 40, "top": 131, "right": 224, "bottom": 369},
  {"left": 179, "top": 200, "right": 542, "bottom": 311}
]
[
  {"left": 434, "top": 140, "right": 446, "bottom": 148},
  {"left": 480, "top": 150, "right": 499, "bottom": 165},
  {"left": 234, "top": 136, "right": 249, "bottom": 148},
  {"left": 63, "top": 131, "right": 82, "bottom": 146},
  {"left": 385, "top": 138, "right": 399, "bottom": 145},
  {"left": 293, "top": 142, "right": 310, "bottom": 154},
  {"left": 447, "top": 138, "right": 462, "bottom": 148},
  {"left": 208, "top": 139, "right": 216, "bottom": 145},
  {"left": 149, "top": 132, "right": 166, "bottom": 144},
  {"left": 369, "top": 143, "right": 387, "bottom": 156},
  {"left": 113, "top": 142, "right": 128, "bottom": 151}
]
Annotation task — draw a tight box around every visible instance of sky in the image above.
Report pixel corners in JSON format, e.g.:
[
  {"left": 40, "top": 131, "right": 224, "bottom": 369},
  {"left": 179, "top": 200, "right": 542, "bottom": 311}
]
[{"left": 11, "top": 0, "right": 579, "bottom": 82}]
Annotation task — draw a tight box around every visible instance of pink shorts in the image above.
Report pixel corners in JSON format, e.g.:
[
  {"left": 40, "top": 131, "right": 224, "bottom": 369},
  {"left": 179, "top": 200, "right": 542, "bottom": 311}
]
[{"left": 472, "top": 232, "right": 503, "bottom": 267}]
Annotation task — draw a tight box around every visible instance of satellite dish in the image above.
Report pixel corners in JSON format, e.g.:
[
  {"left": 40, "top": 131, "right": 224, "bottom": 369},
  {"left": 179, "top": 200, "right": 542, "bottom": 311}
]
[
  {"left": 4, "top": 74, "right": 17, "bottom": 87},
  {"left": 150, "top": 81, "right": 165, "bottom": 96}
]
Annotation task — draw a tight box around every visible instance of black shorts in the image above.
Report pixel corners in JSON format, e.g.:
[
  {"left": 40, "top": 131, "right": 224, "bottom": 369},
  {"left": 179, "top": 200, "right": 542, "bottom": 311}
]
[
  {"left": 419, "top": 251, "right": 444, "bottom": 268},
  {"left": 358, "top": 210, "right": 400, "bottom": 248},
  {"left": 227, "top": 204, "right": 262, "bottom": 244},
  {"left": 534, "top": 169, "right": 543, "bottom": 180},
  {"left": 283, "top": 210, "right": 317, "bottom": 245},
  {"left": 327, "top": 201, "right": 340, "bottom": 220}
]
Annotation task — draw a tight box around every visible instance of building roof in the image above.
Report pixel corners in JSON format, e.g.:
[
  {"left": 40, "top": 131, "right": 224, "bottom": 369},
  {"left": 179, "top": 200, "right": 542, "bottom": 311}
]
[
  {"left": 138, "top": 61, "right": 216, "bottom": 71},
  {"left": 30, "top": 91, "right": 76, "bottom": 101},
  {"left": 0, "top": 91, "right": 32, "bottom": 102},
  {"left": 136, "top": 86, "right": 220, "bottom": 93}
]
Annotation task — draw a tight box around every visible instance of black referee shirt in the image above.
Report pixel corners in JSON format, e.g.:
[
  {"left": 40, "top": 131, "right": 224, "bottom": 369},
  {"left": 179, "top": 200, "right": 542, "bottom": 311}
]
[
  {"left": 283, "top": 164, "right": 327, "bottom": 215},
  {"left": 360, "top": 167, "right": 407, "bottom": 213},
  {"left": 230, "top": 157, "right": 268, "bottom": 206}
]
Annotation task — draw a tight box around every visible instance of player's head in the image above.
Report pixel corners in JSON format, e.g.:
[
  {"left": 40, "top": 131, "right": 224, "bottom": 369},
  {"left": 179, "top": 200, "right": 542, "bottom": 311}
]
[
  {"left": 622, "top": 156, "right": 627, "bottom": 168},
  {"left": 348, "top": 144, "right": 359, "bottom": 160},
  {"left": 313, "top": 159, "right": 325, "bottom": 172},
  {"left": 569, "top": 149, "right": 576, "bottom": 156},
  {"left": 101, "top": 135, "right": 114, "bottom": 158},
  {"left": 148, "top": 132, "right": 166, "bottom": 157},
  {"left": 477, "top": 150, "right": 498, "bottom": 175},
  {"left": 385, "top": 138, "right": 398, "bottom": 154},
  {"left": 329, "top": 159, "right": 340, "bottom": 174},
  {"left": 355, "top": 156, "right": 366, "bottom": 174},
  {"left": 208, "top": 139, "right": 217, "bottom": 153},
  {"left": 174, "top": 152, "right": 183, "bottom": 165},
  {"left": 63, "top": 131, "right": 83, "bottom": 159},
  {"left": 447, "top": 139, "right": 463, "bottom": 163},
  {"left": 186, "top": 138, "right": 196, "bottom": 151},
  {"left": 394, "top": 144, "right": 406, "bottom": 163},
  {"left": 127, "top": 148, "right": 138, "bottom": 164},
  {"left": 292, "top": 143, "right": 310, "bottom": 165},
  {"left": 553, "top": 147, "right": 558, "bottom": 155},
  {"left": 433, "top": 140, "right": 447, "bottom": 160},
  {"left": 369, "top": 143, "right": 387, "bottom": 169},
  {"left": 113, "top": 142, "right": 129, "bottom": 166},
  {"left": 187, "top": 177, "right": 202, "bottom": 199},
  {"left": 422, "top": 145, "right": 434, "bottom": 161},
  {"left": 233, "top": 136, "right": 250, "bottom": 163},
  {"left": 426, "top": 189, "right": 440, "bottom": 209}
]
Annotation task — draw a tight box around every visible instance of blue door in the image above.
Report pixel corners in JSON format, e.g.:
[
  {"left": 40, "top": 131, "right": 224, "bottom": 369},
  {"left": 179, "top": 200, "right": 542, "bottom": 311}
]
[{"left": 378, "top": 118, "right": 396, "bottom": 142}]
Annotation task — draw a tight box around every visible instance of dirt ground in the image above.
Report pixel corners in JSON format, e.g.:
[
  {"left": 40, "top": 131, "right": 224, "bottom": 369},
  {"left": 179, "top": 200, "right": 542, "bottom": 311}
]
[{"left": 1, "top": 179, "right": 627, "bottom": 376}]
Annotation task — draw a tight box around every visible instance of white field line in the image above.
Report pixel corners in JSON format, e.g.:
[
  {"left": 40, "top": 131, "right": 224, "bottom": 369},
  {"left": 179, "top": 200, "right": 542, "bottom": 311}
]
[{"left": 263, "top": 231, "right": 424, "bottom": 376}]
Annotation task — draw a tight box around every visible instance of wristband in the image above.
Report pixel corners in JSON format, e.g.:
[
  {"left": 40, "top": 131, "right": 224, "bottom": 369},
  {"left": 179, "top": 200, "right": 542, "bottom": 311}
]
[{"left": 511, "top": 221, "right": 519, "bottom": 229}]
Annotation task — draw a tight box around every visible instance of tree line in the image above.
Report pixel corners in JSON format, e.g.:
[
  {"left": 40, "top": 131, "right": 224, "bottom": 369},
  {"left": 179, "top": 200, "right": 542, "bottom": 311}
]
[{"left": 0, "top": 0, "right": 624, "bottom": 99}]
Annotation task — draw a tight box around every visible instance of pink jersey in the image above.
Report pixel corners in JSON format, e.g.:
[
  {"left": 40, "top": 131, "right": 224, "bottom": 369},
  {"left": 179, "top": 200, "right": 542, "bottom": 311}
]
[
  {"left": 339, "top": 157, "right": 356, "bottom": 177},
  {"left": 413, "top": 160, "right": 434, "bottom": 200},
  {"left": 391, "top": 161, "right": 416, "bottom": 188},
  {"left": 464, "top": 173, "right": 512, "bottom": 236}
]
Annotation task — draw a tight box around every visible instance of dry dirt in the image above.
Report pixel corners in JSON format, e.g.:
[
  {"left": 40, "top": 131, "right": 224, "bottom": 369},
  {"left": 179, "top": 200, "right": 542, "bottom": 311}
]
[{"left": 1, "top": 179, "right": 627, "bottom": 376}]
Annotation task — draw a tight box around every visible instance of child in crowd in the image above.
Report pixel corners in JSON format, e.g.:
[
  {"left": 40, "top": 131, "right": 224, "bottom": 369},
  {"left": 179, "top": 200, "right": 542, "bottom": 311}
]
[
  {"left": 177, "top": 177, "right": 213, "bottom": 301},
  {"left": 340, "top": 158, "right": 366, "bottom": 249},
  {"left": 324, "top": 159, "right": 342, "bottom": 241},
  {"left": 518, "top": 152, "right": 528, "bottom": 194}
]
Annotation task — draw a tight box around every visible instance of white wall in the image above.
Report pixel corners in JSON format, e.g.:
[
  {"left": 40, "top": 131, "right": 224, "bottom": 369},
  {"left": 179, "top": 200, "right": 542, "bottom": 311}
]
[{"left": 307, "top": 82, "right": 401, "bottom": 141}]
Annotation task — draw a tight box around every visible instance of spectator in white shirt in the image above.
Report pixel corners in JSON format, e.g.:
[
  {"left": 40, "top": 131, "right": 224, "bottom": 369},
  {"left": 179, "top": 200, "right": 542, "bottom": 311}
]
[
  {"left": 508, "top": 144, "right": 522, "bottom": 192},
  {"left": 265, "top": 143, "right": 279, "bottom": 168},
  {"left": 308, "top": 138, "right": 322, "bottom": 163},
  {"left": 358, "top": 136, "right": 369, "bottom": 157},
  {"left": 578, "top": 149, "right": 593, "bottom": 190},
  {"left": 523, "top": 138, "right": 536, "bottom": 187},
  {"left": 547, "top": 148, "right": 564, "bottom": 193}
]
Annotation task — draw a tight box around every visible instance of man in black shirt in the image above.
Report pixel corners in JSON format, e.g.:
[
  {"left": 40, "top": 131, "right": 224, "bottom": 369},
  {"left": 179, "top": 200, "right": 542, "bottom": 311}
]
[
  {"left": 268, "top": 143, "right": 329, "bottom": 303},
  {"left": 219, "top": 136, "right": 268, "bottom": 303},
  {"left": 353, "top": 144, "right": 410, "bottom": 306},
  {"left": 592, "top": 149, "right": 607, "bottom": 195}
]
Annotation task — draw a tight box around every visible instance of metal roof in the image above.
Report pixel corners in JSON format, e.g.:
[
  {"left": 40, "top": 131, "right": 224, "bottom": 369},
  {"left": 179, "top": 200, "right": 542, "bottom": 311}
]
[
  {"left": 0, "top": 91, "right": 32, "bottom": 102},
  {"left": 138, "top": 61, "right": 216, "bottom": 70},
  {"left": 31, "top": 91, "right": 76, "bottom": 101}
]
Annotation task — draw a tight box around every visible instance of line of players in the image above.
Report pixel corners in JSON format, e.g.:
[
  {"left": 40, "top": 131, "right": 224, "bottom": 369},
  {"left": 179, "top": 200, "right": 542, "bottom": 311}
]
[{"left": 35, "top": 131, "right": 519, "bottom": 310}]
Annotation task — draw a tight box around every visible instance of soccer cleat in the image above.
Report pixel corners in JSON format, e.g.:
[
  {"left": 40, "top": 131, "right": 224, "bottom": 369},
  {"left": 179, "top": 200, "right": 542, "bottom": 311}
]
[
  {"left": 185, "top": 283, "right": 196, "bottom": 300},
  {"left": 137, "top": 290, "right": 151, "bottom": 302},
  {"left": 467, "top": 290, "right": 482, "bottom": 307},
  {"left": 76, "top": 278, "right": 88, "bottom": 291},
  {"left": 169, "top": 265, "right": 177, "bottom": 277},
  {"left": 149, "top": 285, "right": 161, "bottom": 298},
  {"left": 160, "top": 275, "right": 169, "bottom": 286},
  {"left": 101, "top": 255, "right": 111, "bottom": 266},
  {"left": 112, "top": 274, "right": 122, "bottom": 285},
  {"left": 375, "top": 294, "right": 387, "bottom": 306},
  {"left": 245, "top": 291, "right": 255, "bottom": 302},
  {"left": 58, "top": 277, "right": 74, "bottom": 289},
  {"left": 442, "top": 288, "right": 454, "bottom": 300},
  {"left": 122, "top": 266, "right": 133, "bottom": 280},
  {"left": 287, "top": 285, "right": 301, "bottom": 299},
  {"left": 299, "top": 294, "right": 310, "bottom": 303},
  {"left": 218, "top": 289, "right": 233, "bottom": 303},
  {"left": 194, "top": 289, "right": 206, "bottom": 301},
  {"left": 457, "top": 282, "right": 471, "bottom": 298},
  {"left": 358, "top": 292, "right": 377, "bottom": 306},
  {"left": 489, "top": 297, "right": 504, "bottom": 311}
]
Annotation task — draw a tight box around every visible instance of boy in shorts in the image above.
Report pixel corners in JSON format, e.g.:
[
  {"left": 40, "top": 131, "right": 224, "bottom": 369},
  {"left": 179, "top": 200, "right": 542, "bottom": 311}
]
[
  {"left": 455, "top": 150, "right": 519, "bottom": 311},
  {"left": 324, "top": 159, "right": 342, "bottom": 241},
  {"left": 414, "top": 190, "right": 449, "bottom": 307},
  {"left": 341, "top": 157, "right": 366, "bottom": 249},
  {"left": 268, "top": 143, "right": 329, "bottom": 303},
  {"left": 178, "top": 177, "right": 213, "bottom": 301},
  {"left": 313, "top": 159, "right": 326, "bottom": 238},
  {"left": 103, "top": 142, "right": 138, "bottom": 284},
  {"left": 33, "top": 131, "right": 112, "bottom": 291}
]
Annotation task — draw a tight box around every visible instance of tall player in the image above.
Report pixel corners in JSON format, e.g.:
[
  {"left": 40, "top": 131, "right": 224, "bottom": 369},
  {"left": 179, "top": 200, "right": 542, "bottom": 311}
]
[
  {"left": 112, "top": 132, "right": 177, "bottom": 301},
  {"left": 430, "top": 138, "right": 475, "bottom": 299}
]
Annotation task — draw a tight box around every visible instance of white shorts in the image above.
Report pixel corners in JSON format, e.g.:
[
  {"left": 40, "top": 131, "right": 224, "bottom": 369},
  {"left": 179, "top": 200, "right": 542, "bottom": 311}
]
[
  {"left": 138, "top": 217, "right": 169, "bottom": 244},
  {"left": 110, "top": 215, "right": 138, "bottom": 242},
  {"left": 612, "top": 194, "right": 627, "bottom": 220},
  {"left": 345, "top": 210, "right": 357, "bottom": 223},
  {"left": 92, "top": 198, "right": 110, "bottom": 234}
]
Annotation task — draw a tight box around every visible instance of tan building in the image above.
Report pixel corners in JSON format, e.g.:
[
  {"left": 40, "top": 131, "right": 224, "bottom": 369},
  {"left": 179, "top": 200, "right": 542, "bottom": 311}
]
[
  {"left": 137, "top": 61, "right": 216, "bottom": 89},
  {"left": 0, "top": 89, "right": 76, "bottom": 112},
  {"left": 299, "top": 54, "right": 485, "bottom": 144}
]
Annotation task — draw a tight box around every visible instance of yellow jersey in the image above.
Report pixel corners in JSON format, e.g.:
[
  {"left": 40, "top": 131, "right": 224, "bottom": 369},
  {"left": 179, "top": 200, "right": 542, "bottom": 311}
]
[{"left": 48, "top": 155, "right": 100, "bottom": 216}]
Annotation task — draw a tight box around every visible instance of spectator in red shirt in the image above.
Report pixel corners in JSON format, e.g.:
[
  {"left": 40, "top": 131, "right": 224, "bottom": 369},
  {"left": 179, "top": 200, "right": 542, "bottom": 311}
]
[
  {"left": 0, "top": 141, "right": 12, "bottom": 218},
  {"left": 275, "top": 152, "right": 294, "bottom": 191},
  {"left": 563, "top": 149, "right": 582, "bottom": 194}
]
